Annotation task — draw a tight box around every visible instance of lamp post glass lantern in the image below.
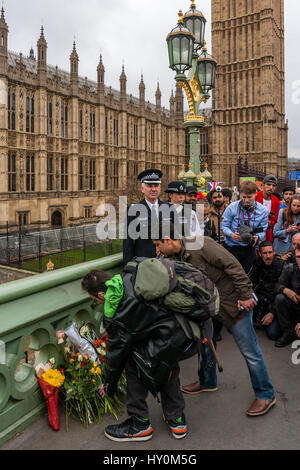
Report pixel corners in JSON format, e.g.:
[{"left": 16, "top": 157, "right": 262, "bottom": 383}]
[
  {"left": 166, "top": 10, "right": 195, "bottom": 75},
  {"left": 166, "top": 1, "right": 217, "bottom": 185},
  {"left": 197, "top": 45, "right": 217, "bottom": 95},
  {"left": 183, "top": 0, "right": 206, "bottom": 50}
]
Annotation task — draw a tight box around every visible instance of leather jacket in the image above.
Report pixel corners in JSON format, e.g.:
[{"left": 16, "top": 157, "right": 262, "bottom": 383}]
[{"left": 103, "top": 270, "right": 195, "bottom": 397}]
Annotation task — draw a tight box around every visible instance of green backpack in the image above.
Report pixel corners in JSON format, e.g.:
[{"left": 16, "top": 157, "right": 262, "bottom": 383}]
[{"left": 125, "top": 257, "right": 220, "bottom": 323}]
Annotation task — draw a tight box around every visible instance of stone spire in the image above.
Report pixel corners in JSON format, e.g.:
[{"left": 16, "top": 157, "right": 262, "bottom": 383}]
[
  {"left": 139, "top": 74, "right": 145, "bottom": 109},
  {"left": 120, "top": 64, "right": 127, "bottom": 107},
  {"left": 70, "top": 40, "right": 79, "bottom": 92},
  {"left": 37, "top": 26, "right": 47, "bottom": 83},
  {"left": 97, "top": 54, "right": 105, "bottom": 87},
  {"left": 155, "top": 82, "right": 161, "bottom": 114},
  {"left": 0, "top": 6, "right": 8, "bottom": 75},
  {"left": 169, "top": 89, "right": 175, "bottom": 115}
]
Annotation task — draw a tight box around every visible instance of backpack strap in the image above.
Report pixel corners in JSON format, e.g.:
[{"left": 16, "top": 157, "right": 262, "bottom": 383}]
[
  {"left": 174, "top": 313, "right": 201, "bottom": 341},
  {"left": 123, "top": 260, "right": 138, "bottom": 274}
]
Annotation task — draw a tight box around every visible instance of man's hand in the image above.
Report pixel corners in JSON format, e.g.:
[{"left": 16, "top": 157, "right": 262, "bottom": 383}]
[
  {"left": 98, "top": 384, "right": 106, "bottom": 398},
  {"left": 281, "top": 252, "right": 292, "bottom": 261},
  {"left": 155, "top": 246, "right": 165, "bottom": 258},
  {"left": 261, "top": 313, "right": 274, "bottom": 326},
  {"left": 295, "top": 323, "right": 300, "bottom": 338},
  {"left": 252, "top": 235, "right": 259, "bottom": 246},
  {"left": 238, "top": 298, "right": 257, "bottom": 312},
  {"left": 283, "top": 288, "right": 300, "bottom": 304},
  {"left": 230, "top": 232, "right": 241, "bottom": 242}
]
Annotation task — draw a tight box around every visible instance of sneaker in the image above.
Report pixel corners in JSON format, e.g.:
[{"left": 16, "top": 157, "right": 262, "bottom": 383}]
[
  {"left": 104, "top": 416, "right": 153, "bottom": 442},
  {"left": 181, "top": 381, "right": 218, "bottom": 395},
  {"left": 165, "top": 414, "right": 188, "bottom": 440}
]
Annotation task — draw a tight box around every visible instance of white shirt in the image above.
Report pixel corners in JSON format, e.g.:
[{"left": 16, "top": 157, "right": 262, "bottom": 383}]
[
  {"left": 263, "top": 198, "right": 272, "bottom": 214},
  {"left": 175, "top": 204, "right": 203, "bottom": 238},
  {"left": 145, "top": 199, "right": 159, "bottom": 216}
]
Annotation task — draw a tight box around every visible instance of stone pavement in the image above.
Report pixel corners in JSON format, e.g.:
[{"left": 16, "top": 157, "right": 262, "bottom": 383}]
[{"left": 2, "top": 328, "right": 300, "bottom": 451}]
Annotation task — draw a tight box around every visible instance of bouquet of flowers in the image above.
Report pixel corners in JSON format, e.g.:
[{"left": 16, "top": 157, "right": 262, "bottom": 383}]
[
  {"left": 56, "top": 323, "right": 126, "bottom": 430},
  {"left": 35, "top": 360, "right": 65, "bottom": 431}
]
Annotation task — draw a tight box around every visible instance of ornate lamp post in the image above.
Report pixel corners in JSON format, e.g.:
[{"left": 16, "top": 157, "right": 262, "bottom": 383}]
[{"left": 166, "top": 1, "right": 217, "bottom": 185}]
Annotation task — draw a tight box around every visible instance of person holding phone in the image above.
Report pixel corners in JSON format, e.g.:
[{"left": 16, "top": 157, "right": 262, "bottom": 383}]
[{"left": 273, "top": 195, "right": 300, "bottom": 254}]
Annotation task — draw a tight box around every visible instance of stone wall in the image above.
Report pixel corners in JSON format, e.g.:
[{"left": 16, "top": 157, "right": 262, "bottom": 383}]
[{"left": 0, "top": 265, "right": 35, "bottom": 284}]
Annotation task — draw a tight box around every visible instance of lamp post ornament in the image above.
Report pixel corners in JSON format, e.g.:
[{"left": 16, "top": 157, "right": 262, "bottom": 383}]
[{"left": 166, "top": 0, "right": 217, "bottom": 187}]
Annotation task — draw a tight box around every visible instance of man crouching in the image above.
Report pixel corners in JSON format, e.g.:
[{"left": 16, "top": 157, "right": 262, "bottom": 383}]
[{"left": 81, "top": 267, "right": 200, "bottom": 442}]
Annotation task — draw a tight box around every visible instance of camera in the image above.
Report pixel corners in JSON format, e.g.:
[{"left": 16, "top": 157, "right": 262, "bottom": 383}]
[{"left": 238, "top": 223, "right": 254, "bottom": 245}]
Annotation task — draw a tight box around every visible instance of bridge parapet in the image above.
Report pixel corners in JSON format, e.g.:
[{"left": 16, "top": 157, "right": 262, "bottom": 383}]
[{"left": 0, "top": 253, "right": 122, "bottom": 447}]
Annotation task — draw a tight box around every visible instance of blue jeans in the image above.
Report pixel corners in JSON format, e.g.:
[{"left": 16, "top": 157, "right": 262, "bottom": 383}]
[
  {"left": 265, "top": 317, "right": 281, "bottom": 341},
  {"left": 199, "top": 312, "right": 274, "bottom": 400}
]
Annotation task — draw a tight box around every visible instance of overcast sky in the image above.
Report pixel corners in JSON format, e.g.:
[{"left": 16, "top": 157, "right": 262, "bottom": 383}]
[{"left": 4, "top": 0, "right": 300, "bottom": 160}]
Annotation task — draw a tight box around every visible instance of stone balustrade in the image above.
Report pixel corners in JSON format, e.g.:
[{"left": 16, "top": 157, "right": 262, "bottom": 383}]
[{"left": 0, "top": 253, "right": 122, "bottom": 446}]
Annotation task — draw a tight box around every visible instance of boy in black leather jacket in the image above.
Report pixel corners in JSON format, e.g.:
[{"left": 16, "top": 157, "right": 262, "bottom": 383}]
[{"left": 81, "top": 268, "right": 199, "bottom": 442}]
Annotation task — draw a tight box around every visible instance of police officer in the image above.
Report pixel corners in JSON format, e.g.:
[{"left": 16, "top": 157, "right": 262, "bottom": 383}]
[
  {"left": 185, "top": 186, "right": 198, "bottom": 211},
  {"left": 123, "top": 169, "right": 172, "bottom": 265},
  {"left": 166, "top": 181, "right": 202, "bottom": 239}
]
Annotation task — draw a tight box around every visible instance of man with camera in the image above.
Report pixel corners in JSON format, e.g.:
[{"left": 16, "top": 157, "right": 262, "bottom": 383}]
[
  {"left": 251, "top": 241, "right": 284, "bottom": 340},
  {"left": 221, "top": 180, "right": 269, "bottom": 276}
]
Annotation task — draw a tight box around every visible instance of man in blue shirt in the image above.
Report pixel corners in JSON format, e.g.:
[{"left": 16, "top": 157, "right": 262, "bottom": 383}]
[
  {"left": 222, "top": 180, "right": 269, "bottom": 276},
  {"left": 280, "top": 186, "right": 295, "bottom": 209}
]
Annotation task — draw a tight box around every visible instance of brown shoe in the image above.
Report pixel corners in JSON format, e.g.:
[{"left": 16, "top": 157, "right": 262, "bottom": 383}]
[
  {"left": 181, "top": 381, "right": 218, "bottom": 395},
  {"left": 246, "top": 397, "right": 276, "bottom": 417}
]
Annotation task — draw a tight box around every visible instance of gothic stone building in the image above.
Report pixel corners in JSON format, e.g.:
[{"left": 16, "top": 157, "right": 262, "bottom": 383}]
[
  {"left": 210, "top": 0, "right": 288, "bottom": 185},
  {"left": 0, "top": 9, "right": 186, "bottom": 231},
  {"left": 0, "top": 1, "right": 289, "bottom": 231}
]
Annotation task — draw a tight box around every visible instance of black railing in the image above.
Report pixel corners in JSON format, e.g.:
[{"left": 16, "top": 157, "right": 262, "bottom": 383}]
[
  {"left": 237, "top": 157, "right": 291, "bottom": 192},
  {"left": 0, "top": 222, "right": 122, "bottom": 273}
]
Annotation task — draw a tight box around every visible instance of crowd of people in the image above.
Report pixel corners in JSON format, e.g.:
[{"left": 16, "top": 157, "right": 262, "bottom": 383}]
[
  {"left": 81, "top": 169, "right": 300, "bottom": 443},
  {"left": 202, "top": 176, "right": 300, "bottom": 349}
]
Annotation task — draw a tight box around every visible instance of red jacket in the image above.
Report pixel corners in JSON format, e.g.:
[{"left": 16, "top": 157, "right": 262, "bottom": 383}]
[{"left": 255, "top": 191, "right": 280, "bottom": 242}]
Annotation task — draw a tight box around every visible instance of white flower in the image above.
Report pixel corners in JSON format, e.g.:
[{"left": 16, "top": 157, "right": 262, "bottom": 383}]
[
  {"left": 78, "top": 354, "right": 83, "bottom": 362},
  {"left": 49, "top": 357, "right": 55, "bottom": 365},
  {"left": 80, "top": 325, "right": 89, "bottom": 336},
  {"left": 64, "top": 347, "right": 70, "bottom": 354},
  {"left": 97, "top": 347, "right": 106, "bottom": 356}
]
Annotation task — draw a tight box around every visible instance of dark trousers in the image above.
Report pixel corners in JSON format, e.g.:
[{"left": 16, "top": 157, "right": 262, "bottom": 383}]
[
  {"left": 275, "top": 294, "right": 300, "bottom": 334},
  {"left": 224, "top": 243, "right": 256, "bottom": 276},
  {"left": 125, "top": 345, "right": 198, "bottom": 421},
  {"left": 253, "top": 297, "right": 281, "bottom": 340}
]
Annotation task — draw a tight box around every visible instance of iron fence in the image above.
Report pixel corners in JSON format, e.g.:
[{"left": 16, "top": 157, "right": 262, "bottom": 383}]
[
  {"left": 0, "top": 222, "right": 122, "bottom": 273},
  {"left": 237, "top": 157, "right": 291, "bottom": 192}
]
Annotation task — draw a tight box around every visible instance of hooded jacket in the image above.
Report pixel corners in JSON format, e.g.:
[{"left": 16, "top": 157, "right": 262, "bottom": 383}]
[
  {"left": 102, "top": 269, "right": 195, "bottom": 397},
  {"left": 169, "top": 237, "right": 253, "bottom": 328},
  {"left": 255, "top": 191, "right": 280, "bottom": 242}
]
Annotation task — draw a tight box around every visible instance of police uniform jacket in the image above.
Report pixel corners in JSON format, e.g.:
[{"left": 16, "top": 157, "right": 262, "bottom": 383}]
[{"left": 123, "top": 198, "right": 173, "bottom": 265}]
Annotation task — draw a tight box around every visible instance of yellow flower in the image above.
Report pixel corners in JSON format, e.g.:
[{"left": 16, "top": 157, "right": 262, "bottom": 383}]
[
  {"left": 96, "top": 367, "right": 102, "bottom": 375},
  {"left": 90, "top": 368, "right": 96, "bottom": 374},
  {"left": 42, "top": 369, "right": 65, "bottom": 388},
  {"left": 92, "top": 379, "right": 96, "bottom": 384},
  {"left": 93, "top": 362, "right": 97, "bottom": 367}
]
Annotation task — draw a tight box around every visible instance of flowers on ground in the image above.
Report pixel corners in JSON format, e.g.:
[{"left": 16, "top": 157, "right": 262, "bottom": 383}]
[
  {"left": 35, "top": 362, "right": 65, "bottom": 432},
  {"left": 57, "top": 322, "right": 126, "bottom": 430},
  {"left": 42, "top": 368, "right": 65, "bottom": 388}
]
